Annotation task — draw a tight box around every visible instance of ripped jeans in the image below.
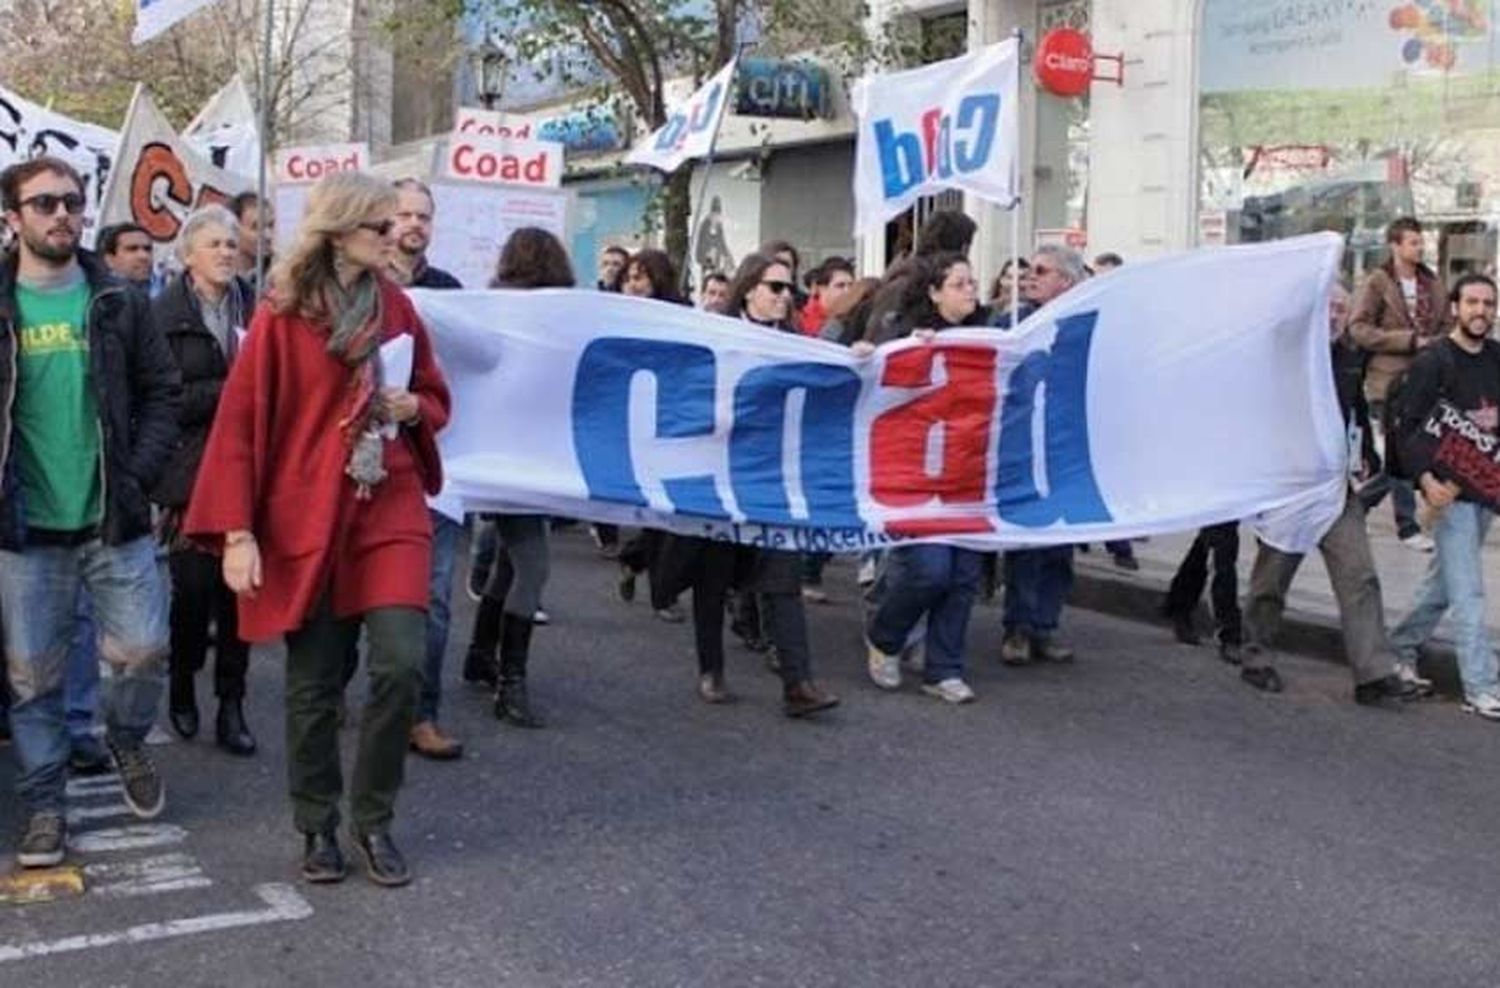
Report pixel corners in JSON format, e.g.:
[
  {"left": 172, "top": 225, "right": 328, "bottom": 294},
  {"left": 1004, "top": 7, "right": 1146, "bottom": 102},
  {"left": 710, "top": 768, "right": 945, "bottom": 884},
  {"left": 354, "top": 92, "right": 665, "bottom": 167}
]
[{"left": 0, "top": 536, "right": 168, "bottom": 813}]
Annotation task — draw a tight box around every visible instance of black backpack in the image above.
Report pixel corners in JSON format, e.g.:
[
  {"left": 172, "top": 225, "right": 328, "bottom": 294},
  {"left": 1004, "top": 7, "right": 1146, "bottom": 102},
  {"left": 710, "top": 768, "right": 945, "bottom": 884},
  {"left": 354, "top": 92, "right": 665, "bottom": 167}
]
[{"left": 1381, "top": 344, "right": 1456, "bottom": 481}]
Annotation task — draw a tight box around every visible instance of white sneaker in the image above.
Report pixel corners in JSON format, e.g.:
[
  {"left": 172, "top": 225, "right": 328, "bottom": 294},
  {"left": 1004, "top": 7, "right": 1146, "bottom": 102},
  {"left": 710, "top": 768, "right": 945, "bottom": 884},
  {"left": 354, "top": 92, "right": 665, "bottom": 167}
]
[
  {"left": 866, "top": 640, "right": 902, "bottom": 690},
  {"left": 900, "top": 641, "right": 926, "bottom": 673},
  {"left": 1461, "top": 693, "right": 1500, "bottom": 720},
  {"left": 921, "top": 678, "right": 976, "bottom": 704},
  {"left": 1395, "top": 663, "right": 1434, "bottom": 696},
  {"left": 1400, "top": 532, "right": 1436, "bottom": 553}
]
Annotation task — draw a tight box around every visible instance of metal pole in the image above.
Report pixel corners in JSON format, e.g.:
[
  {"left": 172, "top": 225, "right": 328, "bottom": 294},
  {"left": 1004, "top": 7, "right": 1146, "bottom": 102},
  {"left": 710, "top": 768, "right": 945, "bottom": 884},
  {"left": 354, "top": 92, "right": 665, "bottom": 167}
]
[
  {"left": 679, "top": 58, "right": 738, "bottom": 297},
  {"left": 255, "top": 0, "right": 274, "bottom": 296},
  {"left": 1009, "top": 27, "right": 1023, "bottom": 331}
]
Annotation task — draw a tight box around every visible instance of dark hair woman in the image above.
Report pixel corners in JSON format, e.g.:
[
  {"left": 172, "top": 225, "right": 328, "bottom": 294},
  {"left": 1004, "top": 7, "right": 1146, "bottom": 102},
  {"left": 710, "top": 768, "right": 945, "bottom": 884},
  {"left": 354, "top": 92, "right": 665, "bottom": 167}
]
[
  {"left": 461, "top": 227, "right": 573, "bottom": 729},
  {"left": 654, "top": 253, "right": 839, "bottom": 718},
  {"left": 151, "top": 205, "right": 257, "bottom": 756},
  {"left": 185, "top": 172, "right": 452, "bottom": 887},
  {"left": 621, "top": 248, "right": 684, "bottom": 303},
  {"left": 863, "top": 252, "right": 987, "bottom": 706}
]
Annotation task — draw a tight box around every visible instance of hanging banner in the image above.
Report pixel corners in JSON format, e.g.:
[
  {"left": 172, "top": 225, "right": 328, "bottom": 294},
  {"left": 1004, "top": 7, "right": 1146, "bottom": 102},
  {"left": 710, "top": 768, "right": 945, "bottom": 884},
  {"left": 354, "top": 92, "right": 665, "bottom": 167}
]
[
  {"left": 441, "top": 134, "right": 563, "bottom": 189},
  {"left": 271, "top": 143, "right": 370, "bottom": 251},
  {"left": 625, "top": 59, "right": 737, "bottom": 174},
  {"left": 851, "top": 40, "right": 1021, "bottom": 237},
  {"left": 184, "top": 73, "right": 260, "bottom": 179},
  {"left": 0, "top": 83, "right": 120, "bottom": 248},
  {"left": 132, "top": 0, "right": 219, "bottom": 45},
  {"left": 97, "top": 87, "right": 251, "bottom": 260},
  {"left": 409, "top": 234, "right": 1348, "bottom": 554}
]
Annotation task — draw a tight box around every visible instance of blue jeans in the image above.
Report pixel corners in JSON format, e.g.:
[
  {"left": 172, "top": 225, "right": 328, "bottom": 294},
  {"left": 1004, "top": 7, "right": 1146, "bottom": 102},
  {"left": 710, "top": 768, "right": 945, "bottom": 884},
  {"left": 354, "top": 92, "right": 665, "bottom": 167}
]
[
  {"left": 1003, "top": 546, "right": 1074, "bottom": 636},
  {"left": 867, "top": 545, "right": 983, "bottom": 683},
  {"left": 66, "top": 592, "right": 100, "bottom": 744},
  {"left": 1390, "top": 501, "right": 1498, "bottom": 700},
  {"left": 0, "top": 536, "right": 169, "bottom": 813},
  {"left": 420, "top": 512, "right": 464, "bottom": 723}
]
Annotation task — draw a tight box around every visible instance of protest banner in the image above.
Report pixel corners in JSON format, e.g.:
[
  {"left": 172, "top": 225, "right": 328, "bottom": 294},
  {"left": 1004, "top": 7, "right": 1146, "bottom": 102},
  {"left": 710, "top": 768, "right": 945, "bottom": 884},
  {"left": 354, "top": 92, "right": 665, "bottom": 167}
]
[
  {"left": 625, "top": 59, "right": 736, "bottom": 174},
  {"left": 185, "top": 74, "right": 261, "bottom": 179},
  {"left": 426, "top": 181, "right": 569, "bottom": 291},
  {"left": 453, "top": 108, "right": 539, "bottom": 140},
  {"left": 409, "top": 233, "right": 1349, "bottom": 554},
  {"left": 271, "top": 142, "right": 370, "bottom": 250},
  {"left": 441, "top": 133, "right": 563, "bottom": 189},
  {"left": 0, "top": 83, "right": 119, "bottom": 247}
]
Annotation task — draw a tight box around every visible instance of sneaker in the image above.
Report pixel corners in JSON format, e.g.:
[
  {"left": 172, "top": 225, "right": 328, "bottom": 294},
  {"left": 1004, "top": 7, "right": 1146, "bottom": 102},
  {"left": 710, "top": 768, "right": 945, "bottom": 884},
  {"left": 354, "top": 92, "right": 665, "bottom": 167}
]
[
  {"left": 533, "top": 609, "right": 551, "bottom": 626},
  {"left": 1399, "top": 532, "right": 1436, "bottom": 553},
  {"left": 1461, "top": 693, "right": 1500, "bottom": 720},
  {"left": 801, "top": 586, "right": 830, "bottom": 605},
  {"left": 16, "top": 812, "right": 66, "bottom": 868},
  {"left": 866, "top": 640, "right": 901, "bottom": 690},
  {"left": 1353, "top": 674, "right": 1420, "bottom": 705},
  {"left": 1031, "top": 635, "right": 1075, "bottom": 663},
  {"left": 1000, "top": 630, "right": 1032, "bottom": 666},
  {"left": 1395, "top": 663, "right": 1435, "bottom": 697},
  {"left": 654, "top": 605, "right": 685, "bottom": 624},
  {"left": 69, "top": 735, "right": 113, "bottom": 776},
  {"left": 899, "top": 641, "right": 926, "bottom": 673},
  {"left": 106, "top": 737, "right": 165, "bottom": 820},
  {"left": 921, "top": 678, "right": 976, "bottom": 704}
]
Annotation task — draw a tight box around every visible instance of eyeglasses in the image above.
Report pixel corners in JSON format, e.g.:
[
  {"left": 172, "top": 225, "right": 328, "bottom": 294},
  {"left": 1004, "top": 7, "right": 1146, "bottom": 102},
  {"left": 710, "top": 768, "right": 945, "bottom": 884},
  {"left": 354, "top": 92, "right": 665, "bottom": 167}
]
[
  {"left": 359, "top": 219, "right": 395, "bottom": 237},
  {"left": 760, "top": 280, "right": 794, "bottom": 295},
  {"left": 20, "top": 192, "right": 85, "bottom": 216}
]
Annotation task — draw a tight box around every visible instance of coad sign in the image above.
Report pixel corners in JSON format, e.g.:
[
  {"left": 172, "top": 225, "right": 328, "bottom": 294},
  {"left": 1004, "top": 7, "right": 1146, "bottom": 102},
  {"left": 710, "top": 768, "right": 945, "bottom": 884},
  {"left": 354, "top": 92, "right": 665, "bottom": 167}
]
[
  {"left": 454, "top": 107, "right": 537, "bottom": 140},
  {"left": 1034, "top": 28, "right": 1093, "bottom": 98},
  {"left": 274, "top": 143, "right": 369, "bottom": 184},
  {"left": 443, "top": 135, "right": 564, "bottom": 189}
]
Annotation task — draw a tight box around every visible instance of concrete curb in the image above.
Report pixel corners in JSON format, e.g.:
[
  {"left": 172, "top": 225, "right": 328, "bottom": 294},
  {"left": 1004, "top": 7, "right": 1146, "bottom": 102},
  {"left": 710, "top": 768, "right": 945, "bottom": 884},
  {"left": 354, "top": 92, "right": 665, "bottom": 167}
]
[{"left": 1069, "top": 565, "right": 1465, "bottom": 698}]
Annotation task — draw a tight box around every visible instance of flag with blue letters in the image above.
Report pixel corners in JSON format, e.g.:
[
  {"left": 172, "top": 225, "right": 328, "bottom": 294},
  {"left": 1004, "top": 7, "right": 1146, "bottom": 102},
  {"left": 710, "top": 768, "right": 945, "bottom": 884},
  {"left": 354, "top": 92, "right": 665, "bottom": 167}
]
[{"left": 625, "top": 60, "right": 737, "bottom": 174}]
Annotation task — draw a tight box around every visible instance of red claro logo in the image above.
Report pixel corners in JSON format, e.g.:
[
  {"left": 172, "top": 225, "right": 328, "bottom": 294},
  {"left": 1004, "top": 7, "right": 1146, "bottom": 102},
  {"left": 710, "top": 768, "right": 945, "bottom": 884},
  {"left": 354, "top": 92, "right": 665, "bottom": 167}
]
[{"left": 1035, "top": 28, "right": 1093, "bottom": 97}]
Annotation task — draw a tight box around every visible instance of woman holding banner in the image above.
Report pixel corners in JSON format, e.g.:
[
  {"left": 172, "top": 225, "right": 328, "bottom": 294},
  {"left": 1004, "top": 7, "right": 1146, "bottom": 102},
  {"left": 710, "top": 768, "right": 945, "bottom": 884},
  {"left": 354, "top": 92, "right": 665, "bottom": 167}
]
[
  {"left": 655, "top": 253, "right": 840, "bottom": 718},
  {"left": 185, "top": 172, "right": 451, "bottom": 888}
]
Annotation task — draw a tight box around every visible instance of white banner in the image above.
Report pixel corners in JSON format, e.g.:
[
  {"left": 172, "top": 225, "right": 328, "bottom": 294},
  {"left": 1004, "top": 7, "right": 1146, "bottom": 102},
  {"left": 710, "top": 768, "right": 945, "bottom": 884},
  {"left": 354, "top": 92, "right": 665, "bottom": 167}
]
[
  {"left": 441, "top": 134, "right": 563, "bottom": 189},
  {"left": 625, "top": 59, "right": 736, "bottom": 174},
  {"left": 410, "top": 234, "right": 1348, "bottom": 553},
  {"left": 852, "top": 41, "right": 1020, "bottom": 237},
  {"left": 272, "top": 143, "right": 370, "bottom": 251},
  {"left": 97, "top": 87, "right": 251, "bottom": 261},
  {"left": 0, "top": 84, "right": 120, "bottom": 248},
  {"left": 185, "top": 74, "right": 260, "bottom": 179},
  {"left": 133, "top": 0, "right": 219, "bottom": 45}
]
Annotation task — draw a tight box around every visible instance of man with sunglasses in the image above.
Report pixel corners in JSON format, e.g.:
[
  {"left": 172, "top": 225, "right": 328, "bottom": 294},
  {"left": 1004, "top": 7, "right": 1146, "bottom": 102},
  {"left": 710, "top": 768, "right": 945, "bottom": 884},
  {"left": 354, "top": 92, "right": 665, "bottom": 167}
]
[
  {"left": 0, "top": 157, "right": 181, "bottom": 867},
  {"left": 993, "top": 245, "right": 1088, "bottom": 666}
]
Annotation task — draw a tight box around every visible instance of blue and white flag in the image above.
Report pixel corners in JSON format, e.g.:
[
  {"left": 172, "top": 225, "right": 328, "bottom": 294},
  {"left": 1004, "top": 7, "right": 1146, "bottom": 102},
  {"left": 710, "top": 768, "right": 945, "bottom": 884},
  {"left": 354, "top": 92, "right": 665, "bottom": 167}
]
[
  {"left": 625, "top": 60, "right": 737, "bottom": 174},
  {"left": 852, "top": 40, "right": 1021, "bottom": 236},
  {"left": 410, "top": 234, "right": 1348, "bottom": 554},
  {"left": 133, "top": 0, "right": 219, "bottom": 45}
]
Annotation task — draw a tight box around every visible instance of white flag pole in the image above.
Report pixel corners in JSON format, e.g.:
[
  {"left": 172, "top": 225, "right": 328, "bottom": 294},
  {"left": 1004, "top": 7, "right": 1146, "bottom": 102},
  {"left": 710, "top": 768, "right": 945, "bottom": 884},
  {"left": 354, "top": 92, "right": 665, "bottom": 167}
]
[
  {"left": 680, "top": 58, "right": 738, "bottom": 295},
  {"left": 255, "top": 0, "right": 274, "bottom": 295},
  {"left": 1010, "top": 27, "right": 1023, "bottom": 331}
]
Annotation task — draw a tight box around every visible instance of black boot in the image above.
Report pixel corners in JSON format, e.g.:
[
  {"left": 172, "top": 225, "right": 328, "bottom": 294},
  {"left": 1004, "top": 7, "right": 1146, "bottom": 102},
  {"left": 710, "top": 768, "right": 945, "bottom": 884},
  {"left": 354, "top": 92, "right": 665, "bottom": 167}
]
[
  {"left": 169, "top": 675, "right": 199, "bottom": 740},
  {"left": 462, "top": 596, "right": 502, "bottom": 688},
  {"left": 215, "top": 698, "right": 257, "bottom": 756},
  {"left": 494, "top": 613, "right": 544, "bottom": 728}
]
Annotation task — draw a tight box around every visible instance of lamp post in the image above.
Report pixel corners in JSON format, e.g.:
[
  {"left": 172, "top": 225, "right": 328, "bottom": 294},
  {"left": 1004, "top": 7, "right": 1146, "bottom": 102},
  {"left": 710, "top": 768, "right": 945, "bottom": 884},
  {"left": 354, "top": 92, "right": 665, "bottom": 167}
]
[{"left": 471, "top": 35, "right": 507, "bottom": 110}]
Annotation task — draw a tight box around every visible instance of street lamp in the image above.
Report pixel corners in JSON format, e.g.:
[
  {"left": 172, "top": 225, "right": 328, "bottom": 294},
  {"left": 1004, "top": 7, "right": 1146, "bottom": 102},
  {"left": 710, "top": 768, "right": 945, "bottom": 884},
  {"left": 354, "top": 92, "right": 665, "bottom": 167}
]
[{"left": 471, "top": 35, "right": 507, "bottom": 110}]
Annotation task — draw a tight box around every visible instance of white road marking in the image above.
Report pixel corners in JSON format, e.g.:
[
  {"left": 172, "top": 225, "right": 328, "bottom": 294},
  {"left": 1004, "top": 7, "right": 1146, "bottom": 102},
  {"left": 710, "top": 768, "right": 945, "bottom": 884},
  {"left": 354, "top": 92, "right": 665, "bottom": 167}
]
[
  {"left": 0, "top": 883, "right": 313, "bottom": 963},
  {"left": 84, "top": 855, "right": 213, "bottom": 899},
  {"left": 66, "top": 803, "right": 133, "bottom": 826},
  {"left": 65, "top": 777, "right": 123, "bottom": 798},
  {"left": 69, "top": 824, "right": 188, "bottom": 854}
]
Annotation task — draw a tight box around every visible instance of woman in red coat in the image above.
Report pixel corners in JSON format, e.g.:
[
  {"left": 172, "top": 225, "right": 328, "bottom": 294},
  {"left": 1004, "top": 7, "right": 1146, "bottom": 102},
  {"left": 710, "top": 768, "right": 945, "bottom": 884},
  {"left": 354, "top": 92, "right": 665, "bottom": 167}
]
[{"left": 184, "top": 171, "right": 450, "bottom": 888}]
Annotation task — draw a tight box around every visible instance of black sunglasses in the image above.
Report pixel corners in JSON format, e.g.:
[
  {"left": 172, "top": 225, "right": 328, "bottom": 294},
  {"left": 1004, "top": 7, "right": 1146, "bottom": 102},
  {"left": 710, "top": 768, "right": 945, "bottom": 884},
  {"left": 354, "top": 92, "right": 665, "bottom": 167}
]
[
  {"left": 359, "top": 219, "right": 395, "bottom": 237},
  {"left": 20, "top": 192, "right": 86, "bottom": 216},
  {"left": 759, "top": 279, "right": 794, "bottom": 295}
]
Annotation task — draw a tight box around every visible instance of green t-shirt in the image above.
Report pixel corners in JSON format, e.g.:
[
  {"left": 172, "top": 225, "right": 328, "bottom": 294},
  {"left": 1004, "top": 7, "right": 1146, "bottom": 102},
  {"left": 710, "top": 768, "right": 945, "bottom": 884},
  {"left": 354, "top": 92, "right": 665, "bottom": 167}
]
[{"left": 13, "top": 279, "right": 102, "bottom": 531}]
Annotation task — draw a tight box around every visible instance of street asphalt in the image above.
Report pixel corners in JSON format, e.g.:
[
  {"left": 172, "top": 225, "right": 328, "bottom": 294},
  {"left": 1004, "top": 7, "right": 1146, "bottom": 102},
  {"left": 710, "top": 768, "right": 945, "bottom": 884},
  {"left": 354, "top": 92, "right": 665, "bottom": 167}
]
[{"left": 2, "top": 528, "right": 1499, "bottom": 986}]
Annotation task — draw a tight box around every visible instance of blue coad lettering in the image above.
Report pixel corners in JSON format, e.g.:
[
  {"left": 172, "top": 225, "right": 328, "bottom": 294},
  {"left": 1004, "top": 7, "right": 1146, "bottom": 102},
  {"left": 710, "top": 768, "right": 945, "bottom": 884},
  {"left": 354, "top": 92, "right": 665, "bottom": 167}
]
[
  {"left": 874, "top": 93, "right": 1000, "bottom": 200},
  {"left": 996, "top": 312, "right": 1111, "bottom": 526},
  {"left": 729, "top": 363, "right": 863, "bottom": 527},
  {"left": 572, "top": 338, "right": 726, "bottom": 516}
]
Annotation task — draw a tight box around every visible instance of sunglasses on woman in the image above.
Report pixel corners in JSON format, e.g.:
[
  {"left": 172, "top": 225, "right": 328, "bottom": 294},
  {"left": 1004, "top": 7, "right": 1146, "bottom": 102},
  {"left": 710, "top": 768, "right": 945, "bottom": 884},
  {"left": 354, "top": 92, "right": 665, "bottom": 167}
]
[
  {"left": 359, "top": 219, "right": 395, "bottom": 237},
  {"left": 759, "top": 279, "right": 794, "bottom": 295}
]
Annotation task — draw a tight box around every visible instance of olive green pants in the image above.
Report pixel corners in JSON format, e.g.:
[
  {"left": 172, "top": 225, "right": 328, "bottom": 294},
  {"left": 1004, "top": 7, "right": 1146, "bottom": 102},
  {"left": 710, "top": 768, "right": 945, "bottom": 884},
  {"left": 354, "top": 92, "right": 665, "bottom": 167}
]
[{"left": 284, "top": 602, "right": 425, "bottom": 836}]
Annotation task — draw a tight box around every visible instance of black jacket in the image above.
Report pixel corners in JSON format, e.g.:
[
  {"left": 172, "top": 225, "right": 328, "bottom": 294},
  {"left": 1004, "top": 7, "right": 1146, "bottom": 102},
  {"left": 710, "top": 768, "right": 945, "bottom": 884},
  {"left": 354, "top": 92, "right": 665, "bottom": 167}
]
[
  {"left": 0, "top": 251, "right": 182, "bottom": 548},
  {"left": 1332, "top": 339, "right": 1380, "bottom": 477},
  {"left": 149, "top": 273, "right": 251, "bottom": 508},
  {"left": 412, "top": 260, "right": 462, "bottom": 290}
]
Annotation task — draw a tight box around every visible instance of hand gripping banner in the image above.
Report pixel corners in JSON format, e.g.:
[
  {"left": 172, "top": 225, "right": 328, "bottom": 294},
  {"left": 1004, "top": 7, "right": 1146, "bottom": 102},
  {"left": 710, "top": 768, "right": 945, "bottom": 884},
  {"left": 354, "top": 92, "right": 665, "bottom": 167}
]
[{"left": 412, "top": 234, "right": 1348, "bottom": 554}]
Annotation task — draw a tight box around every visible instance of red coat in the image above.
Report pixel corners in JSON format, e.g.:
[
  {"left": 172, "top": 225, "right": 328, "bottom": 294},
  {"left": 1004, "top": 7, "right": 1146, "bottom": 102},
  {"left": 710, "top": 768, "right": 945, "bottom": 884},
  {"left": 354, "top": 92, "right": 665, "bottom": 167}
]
[{"left": 183, "top": 278, "right": 451, "bottom": 642}]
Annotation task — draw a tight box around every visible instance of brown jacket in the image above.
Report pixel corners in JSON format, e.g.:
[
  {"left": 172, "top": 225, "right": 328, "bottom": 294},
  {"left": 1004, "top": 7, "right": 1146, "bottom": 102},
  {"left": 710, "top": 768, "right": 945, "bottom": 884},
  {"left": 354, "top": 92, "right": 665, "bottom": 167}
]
[{"left": 1349, "top": 261, "right": 1446, "bottom": 401}]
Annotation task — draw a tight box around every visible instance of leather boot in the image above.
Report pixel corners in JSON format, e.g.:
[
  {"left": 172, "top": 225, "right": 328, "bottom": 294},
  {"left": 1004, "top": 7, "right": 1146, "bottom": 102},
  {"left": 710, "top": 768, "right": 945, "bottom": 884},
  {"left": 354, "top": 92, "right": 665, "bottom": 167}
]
[
  {"left": 462, "top": 596, "right": 502, "bottom": 688},
  {"left": 169, "top": 674, "right": 199, "bottom": 740},
  {"left": 215, "top": 698, "right": 257, "bottom": 756},
  {"left": 494, "top": 613, "right": 544, "bottom": 728}
]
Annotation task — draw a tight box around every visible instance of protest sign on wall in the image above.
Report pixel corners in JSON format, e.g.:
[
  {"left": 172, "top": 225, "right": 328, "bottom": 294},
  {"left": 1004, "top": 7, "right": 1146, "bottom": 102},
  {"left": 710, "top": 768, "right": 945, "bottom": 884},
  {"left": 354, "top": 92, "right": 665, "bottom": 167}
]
[
  {"left": 271, "top": 142, "right": 369, "bottom": 251},
  {"left": 441, "top": 133, "right": 564, "bottom": 189},
  {"left": 0, "top": 84, "right": 120, "bottom": 247}
]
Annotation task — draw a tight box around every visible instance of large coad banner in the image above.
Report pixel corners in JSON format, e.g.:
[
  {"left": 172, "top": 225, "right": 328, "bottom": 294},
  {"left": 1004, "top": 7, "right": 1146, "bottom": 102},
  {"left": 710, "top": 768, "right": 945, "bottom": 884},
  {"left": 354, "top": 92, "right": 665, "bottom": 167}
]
[
  {"left": 411, "top": 234, "right": 1348, "bottom": 553},
  {"left": 0, "top": 84, "right": 119, "bottom": 247},
  {"left": 851, "top": 40, "right": 1020, "bottom": 237}
]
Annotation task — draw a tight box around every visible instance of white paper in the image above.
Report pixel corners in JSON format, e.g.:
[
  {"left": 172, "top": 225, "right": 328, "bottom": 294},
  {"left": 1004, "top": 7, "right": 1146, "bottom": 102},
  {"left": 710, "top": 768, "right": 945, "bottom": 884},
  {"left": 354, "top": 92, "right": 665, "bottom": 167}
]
[{"left": 380, "top": 335, "right": 414, "bottom": 389}]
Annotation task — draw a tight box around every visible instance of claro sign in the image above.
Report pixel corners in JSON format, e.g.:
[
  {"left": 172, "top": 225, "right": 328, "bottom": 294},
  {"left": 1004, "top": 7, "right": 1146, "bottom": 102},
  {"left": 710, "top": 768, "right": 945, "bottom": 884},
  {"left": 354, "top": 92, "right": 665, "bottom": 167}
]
[
  {"left": 1034, "top": 28, "right": 1094, "bottom": 98},
  {"left": 442, "top": 135, "right": 564, "bottom": 188}
]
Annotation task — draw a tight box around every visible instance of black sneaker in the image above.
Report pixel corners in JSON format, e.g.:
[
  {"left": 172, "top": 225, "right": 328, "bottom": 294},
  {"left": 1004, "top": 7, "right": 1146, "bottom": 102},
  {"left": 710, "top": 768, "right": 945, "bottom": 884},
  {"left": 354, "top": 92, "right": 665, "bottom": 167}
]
[
  {"left": 106, "top": 736, "right": 165, "bottom": 820},
  {"left": 352, "top": 830, "right": 411, "bottom": 888},
  {"left": 301, "top": 831, "right": 347, "bottom": 883},
  {"left": 1031, "top": 635, "right": 1075, "bottom": 663},
  {"left": 17, "top": 811, "right": 66, "bottom": 868},
  {"left": 1354, "top": 674, "right": 1420, "bottom": 706}
]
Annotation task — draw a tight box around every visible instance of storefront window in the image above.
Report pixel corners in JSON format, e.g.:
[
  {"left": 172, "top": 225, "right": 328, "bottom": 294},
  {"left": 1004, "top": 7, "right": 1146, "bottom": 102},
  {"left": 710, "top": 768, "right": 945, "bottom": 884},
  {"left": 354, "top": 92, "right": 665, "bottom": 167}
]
[{"left": 1197, "top": 1, "right": 1500, "bottom": 282}]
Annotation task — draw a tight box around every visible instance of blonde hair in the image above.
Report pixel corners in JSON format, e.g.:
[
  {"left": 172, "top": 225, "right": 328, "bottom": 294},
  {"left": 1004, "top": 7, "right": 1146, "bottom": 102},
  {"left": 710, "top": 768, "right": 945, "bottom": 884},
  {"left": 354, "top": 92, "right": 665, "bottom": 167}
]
[
  {"left": 270, "top": 171, "right": 397, "bottom": 318},
  {"left": 175, "top": 205, "right": 238, "bottom": 265}
]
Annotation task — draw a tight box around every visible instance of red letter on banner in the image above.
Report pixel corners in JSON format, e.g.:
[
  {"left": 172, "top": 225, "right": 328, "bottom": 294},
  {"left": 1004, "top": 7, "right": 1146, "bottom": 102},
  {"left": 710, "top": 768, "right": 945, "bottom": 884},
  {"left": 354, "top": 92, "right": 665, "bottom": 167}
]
[{"left": 871, "top": 344, "right": 996, "bottom": 533}]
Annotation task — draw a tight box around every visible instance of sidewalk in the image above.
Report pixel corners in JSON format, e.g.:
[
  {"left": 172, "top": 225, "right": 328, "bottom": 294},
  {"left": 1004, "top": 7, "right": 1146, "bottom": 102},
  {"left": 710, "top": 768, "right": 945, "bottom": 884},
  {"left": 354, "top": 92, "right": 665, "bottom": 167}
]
[{"left": 1068, "top": 506, "right": 1500, "bottom": 696}]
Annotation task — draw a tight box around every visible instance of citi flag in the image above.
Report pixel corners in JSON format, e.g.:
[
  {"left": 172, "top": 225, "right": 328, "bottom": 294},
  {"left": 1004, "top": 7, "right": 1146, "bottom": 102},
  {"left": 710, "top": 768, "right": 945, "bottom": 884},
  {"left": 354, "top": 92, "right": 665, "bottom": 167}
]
[{"left": 851, "top": 41, "right": 1021, "bottom": 236}]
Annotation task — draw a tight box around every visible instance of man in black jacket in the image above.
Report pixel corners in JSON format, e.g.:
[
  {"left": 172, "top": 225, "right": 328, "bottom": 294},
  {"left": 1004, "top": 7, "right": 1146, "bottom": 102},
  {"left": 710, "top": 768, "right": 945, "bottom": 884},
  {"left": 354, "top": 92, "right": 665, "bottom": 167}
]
[
  {"left": 0, "top": 156, "right": 181, "bottom": 867},
  {"left": 1237, "top": 282, "right": 1422, "bottom": 705}
]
